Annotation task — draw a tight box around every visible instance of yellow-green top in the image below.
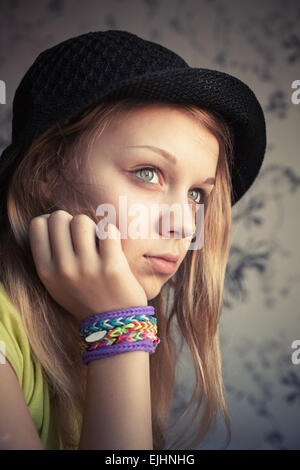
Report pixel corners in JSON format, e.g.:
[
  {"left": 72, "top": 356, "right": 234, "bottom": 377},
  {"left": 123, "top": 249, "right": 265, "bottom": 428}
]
[{"left": 0, "top": 282, "right": 58, "bottom": 450}]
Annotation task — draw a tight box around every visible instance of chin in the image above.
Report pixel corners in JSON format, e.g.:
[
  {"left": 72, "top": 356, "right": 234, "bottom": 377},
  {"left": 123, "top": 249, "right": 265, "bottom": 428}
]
[
  {"left": 143, "top": 277, "right": 171, "bottom": 302},
  {"left": 146, "top": 291, "right": 160, "bottom": 301},
  {"left": 139, "top": 280, "right": 162, "bottom": 302},
  {"left": 145, "top": 287, "right": 161, "bottom": 302}
]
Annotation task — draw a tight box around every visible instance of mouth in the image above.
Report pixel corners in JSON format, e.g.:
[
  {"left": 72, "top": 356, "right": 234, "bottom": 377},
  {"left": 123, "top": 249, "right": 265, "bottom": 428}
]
[{"left": 143, "top": 255, "right": 178, "bottom": 275}]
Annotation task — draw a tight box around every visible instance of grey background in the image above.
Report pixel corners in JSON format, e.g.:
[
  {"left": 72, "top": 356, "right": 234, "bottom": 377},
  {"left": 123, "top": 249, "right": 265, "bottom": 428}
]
[{"left": 0, "top": 0, "right": 299, "bottom": 450}]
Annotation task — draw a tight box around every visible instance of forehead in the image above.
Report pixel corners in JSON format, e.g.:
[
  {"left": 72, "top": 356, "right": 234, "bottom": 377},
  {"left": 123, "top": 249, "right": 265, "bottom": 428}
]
[
  {"left": 107, "top": 103, "right": 219, "bottom": 154},
  {"left": 93, "top": 105, "right": 218, "bottom": 185}
]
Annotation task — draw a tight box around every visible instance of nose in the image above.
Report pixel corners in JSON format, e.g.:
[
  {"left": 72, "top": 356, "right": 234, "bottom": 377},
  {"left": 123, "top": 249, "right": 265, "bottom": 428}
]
[{"left": 156, "top": 196, "right": 197, "bottom": 240}]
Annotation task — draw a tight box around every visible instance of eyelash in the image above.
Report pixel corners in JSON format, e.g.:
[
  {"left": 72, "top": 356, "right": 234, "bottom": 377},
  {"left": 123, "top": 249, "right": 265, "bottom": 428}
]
[{"left": 131, "top": 165, "right": 207, "bottom": 204}]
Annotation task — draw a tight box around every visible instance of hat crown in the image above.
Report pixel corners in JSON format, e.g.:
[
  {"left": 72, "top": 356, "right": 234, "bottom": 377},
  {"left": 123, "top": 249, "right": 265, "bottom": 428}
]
[
  {"left": 12, "top": 30, "right": 188, "bottom": 143},
  {"left": 31, "top": 30, "right": 188, "bottom": 95}
]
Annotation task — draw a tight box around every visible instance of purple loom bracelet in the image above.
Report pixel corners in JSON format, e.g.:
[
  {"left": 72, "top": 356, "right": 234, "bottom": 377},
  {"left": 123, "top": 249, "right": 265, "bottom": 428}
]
[
  {"left": 81, "top": 339, "right": 156, "bottom": 365},
  {"left": 79, "top": 306, "right": 155, "bottom": 329},
  {"left": 79, "top": 306, "right": 157, "bottom": 365}
]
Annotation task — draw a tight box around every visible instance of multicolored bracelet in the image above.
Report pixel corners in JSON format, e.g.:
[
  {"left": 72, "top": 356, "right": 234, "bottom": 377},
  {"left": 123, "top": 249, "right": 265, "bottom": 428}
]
[{"left": 79, "top": 306, "right": 160, "bottom": 365}]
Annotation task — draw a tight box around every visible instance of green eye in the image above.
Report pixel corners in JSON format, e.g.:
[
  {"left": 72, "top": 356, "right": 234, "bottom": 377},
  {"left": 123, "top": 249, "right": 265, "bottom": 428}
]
[
  {"left": 189, "top": 189, "right": 205, "bottom": 204},
  {"left": 132, "top": 166, "right": 207, "bottom": 204},
  {"left": 134, "top": 166, "right": 159, "bottom": 184}
]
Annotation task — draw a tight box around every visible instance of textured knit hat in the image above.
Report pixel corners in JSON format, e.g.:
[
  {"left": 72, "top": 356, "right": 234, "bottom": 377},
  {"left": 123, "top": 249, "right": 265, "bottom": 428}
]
[{"left": 0, "top": 29, "right": 266, "bottom": 215}]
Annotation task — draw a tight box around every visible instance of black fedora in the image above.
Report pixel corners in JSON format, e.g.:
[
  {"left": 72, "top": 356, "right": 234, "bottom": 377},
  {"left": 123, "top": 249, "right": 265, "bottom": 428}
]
[{"left": 0, "top": 29, "right": 266, "bottom": 215}]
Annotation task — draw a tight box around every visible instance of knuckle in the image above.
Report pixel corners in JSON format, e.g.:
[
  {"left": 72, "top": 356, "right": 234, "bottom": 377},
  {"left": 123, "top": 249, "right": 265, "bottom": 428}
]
[
  {"left": 29, "top": 216, "right": 43, "bottom": 231},
  {"left": 51, "top": 210, "right": 71, "bottom": 219},
  {"left": 71, "top": 214, "right": 93, "bottom": 226},
  {"left": 47, "top": 211, "right": 73, "bottom": 228}
]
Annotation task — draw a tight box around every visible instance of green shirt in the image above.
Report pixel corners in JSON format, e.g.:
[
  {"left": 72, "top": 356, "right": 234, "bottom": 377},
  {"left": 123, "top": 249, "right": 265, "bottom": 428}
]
[{"left": 0, "top": 282, "right": 58, "bottom": 449}]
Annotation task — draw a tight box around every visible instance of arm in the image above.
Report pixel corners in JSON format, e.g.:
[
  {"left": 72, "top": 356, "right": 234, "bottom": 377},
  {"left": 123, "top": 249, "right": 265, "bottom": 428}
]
[
  {"left": 0, "top": 350, "right": 153, "bottom": 450},
  {"left": 0, "top": 357, "right": 45, "bottom": 450},
  {"left": 29, "top": 214, "right": 154, "bottom": 450},
  {"left": 78, "top": 350, "right": 153, "bottom": 450}
]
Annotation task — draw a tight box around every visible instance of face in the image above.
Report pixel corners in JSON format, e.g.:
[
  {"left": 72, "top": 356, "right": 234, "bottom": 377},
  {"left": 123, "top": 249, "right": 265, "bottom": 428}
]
[{"left": 72, "top": 104, "right": 218, "bottom": 301}]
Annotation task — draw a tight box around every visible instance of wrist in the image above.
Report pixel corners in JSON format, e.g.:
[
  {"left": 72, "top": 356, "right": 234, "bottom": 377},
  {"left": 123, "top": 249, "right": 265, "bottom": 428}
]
[{"left": 78, "top": 306, "right": 160, "bottom": 365}]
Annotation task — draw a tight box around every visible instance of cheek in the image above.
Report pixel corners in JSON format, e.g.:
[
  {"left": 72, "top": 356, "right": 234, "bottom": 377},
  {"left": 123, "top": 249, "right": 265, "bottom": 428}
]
[
  {"left": 122, "top": 241, "right": 166, "bottom": 301},
  {"left": 81, "top": 168, "right": 127, "bottom": 209},
  {"left": 121, "top": 238, "right": 145, "bottom": 264}
]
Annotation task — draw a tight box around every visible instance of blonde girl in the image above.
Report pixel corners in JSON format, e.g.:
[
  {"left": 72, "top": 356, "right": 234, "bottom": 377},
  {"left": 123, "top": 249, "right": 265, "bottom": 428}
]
[{"left": 0, "top": 30, "right": 266, "bottom": 450}]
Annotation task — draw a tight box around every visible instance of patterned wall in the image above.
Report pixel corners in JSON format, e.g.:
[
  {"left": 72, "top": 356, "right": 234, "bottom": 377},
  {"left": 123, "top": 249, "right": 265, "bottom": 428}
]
[{"left": 0, "top": 0, "right": 299, "bottom": 450}]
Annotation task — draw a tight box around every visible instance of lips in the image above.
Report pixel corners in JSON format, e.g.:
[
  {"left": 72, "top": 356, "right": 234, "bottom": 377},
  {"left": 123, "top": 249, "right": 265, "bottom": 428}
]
[
  {"left": 144, "top": 253, "right": 179, "bottom": 263},
  {"left": 143, "top": 255, "right": 178, "bottom": 274}
]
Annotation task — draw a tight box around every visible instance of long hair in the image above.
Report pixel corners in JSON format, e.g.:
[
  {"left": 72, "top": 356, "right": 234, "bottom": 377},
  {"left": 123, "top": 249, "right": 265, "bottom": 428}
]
[{"left": 0, "top": 96, "right": 234, "bottom": 450}]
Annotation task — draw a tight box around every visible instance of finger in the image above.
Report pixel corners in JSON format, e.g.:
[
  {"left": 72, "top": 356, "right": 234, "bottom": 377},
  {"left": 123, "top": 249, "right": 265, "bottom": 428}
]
[
  {"left": 70, "top": 214, "right": 99, "bottom": 260},
  {"left": 29, "top": 215, "right": 53, "bottom": 275},
  {"left": 47, "top": 210, "right": 76, "bottom": 268},
  {"left": 98, "top": 223, "right": 123, "bottom": 263}
]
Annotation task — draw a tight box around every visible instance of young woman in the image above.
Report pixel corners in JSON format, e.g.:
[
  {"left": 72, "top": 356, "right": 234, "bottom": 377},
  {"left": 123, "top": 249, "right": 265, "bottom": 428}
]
[{"left": 0, "top": 30, "right": 266, "bottom": 450}]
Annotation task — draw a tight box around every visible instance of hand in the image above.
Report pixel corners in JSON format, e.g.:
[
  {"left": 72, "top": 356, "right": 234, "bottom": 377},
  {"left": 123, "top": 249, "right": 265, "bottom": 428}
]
[{"left": 28, "top": 210, "right": 148, "bottom": 322}]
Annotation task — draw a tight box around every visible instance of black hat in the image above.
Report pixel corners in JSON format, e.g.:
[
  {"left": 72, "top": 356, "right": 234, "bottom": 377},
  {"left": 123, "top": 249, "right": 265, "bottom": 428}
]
[{"left": 0, "top": 29, "right": 266, "bottom": 214}]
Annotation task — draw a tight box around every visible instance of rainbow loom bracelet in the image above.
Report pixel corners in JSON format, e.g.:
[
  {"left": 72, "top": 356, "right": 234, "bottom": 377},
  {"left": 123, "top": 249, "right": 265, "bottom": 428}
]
[
  {"left": 80, "top": 317, "right": 159, "bottom": 353},
  {"left": 79, "top": 306, "right": 160, "bottom": 365}
]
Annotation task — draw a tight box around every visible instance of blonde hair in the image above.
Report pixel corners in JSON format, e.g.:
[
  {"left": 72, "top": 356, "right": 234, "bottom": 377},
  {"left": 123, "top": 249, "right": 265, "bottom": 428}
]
[{"left": 0, "top": 96, "right": 234, "bottom": 450}]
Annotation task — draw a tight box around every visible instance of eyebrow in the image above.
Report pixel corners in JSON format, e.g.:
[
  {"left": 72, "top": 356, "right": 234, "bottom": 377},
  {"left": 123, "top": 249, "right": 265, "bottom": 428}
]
[{"left": 127, "top": 145, "right": 216, "bottom": 185}]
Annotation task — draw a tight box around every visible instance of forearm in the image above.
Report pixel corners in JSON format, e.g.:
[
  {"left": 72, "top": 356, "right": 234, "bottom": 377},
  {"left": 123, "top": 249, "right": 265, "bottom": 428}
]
[{"left": 78, "top": 350, "right": 153, "bottom": 450}]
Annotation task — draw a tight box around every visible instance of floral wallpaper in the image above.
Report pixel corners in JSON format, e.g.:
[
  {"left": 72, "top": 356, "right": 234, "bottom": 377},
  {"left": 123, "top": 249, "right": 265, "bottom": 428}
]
[{"left": 0, "top": 0, "right": 299, "bottom": 450}]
